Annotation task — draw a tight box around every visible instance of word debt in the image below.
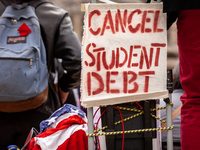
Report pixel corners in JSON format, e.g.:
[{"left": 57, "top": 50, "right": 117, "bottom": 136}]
[
  {"left": 88, "top": 9, "right": 164, "bottom": 36},
  {"left": 87, "top": 70, "right": 155, "bottom": 96},
  {"left": 84, "top": 43, "right": 166, "bottom": 71}
]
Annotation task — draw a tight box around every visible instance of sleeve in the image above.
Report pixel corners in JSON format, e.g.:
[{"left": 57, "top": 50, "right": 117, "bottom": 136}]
[
  {"left": 166, "top": 11, "right": 179, "bottom": 30},
  {"left": 54, "top": 14, "right": 82, "bottom": 92},
  {"left": 163, "top": 0, "right": 179, "bottom": 29}
]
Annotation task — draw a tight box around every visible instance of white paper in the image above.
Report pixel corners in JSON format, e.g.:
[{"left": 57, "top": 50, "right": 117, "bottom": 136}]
[{"left": 81, "top": 3, "right": 168, "bottom": 108}]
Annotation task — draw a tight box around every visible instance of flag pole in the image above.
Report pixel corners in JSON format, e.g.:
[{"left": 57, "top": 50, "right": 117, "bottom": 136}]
[
  {"left": 166, "top": 69, "right": 173, "bottom": 150},
  {"left": 87, "top": 2, "right": 95, "bottom": 149},
  {"left": 87, "top": 107, "right": 94, "bottom": 150}
]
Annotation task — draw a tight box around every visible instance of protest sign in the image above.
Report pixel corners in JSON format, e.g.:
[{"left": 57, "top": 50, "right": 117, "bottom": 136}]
[{"left": 81, "top": 3, "right": 168, "bottom": 108}]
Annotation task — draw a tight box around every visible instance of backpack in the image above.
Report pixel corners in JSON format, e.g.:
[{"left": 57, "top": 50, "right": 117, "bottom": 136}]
[{"left": 0, "top": 2, "right": 49, "bottom": 102}]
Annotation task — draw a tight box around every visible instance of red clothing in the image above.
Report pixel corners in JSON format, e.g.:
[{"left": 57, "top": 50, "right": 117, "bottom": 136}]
[{"left": 177, "top": 9, "right": 200, "bottom": 150}]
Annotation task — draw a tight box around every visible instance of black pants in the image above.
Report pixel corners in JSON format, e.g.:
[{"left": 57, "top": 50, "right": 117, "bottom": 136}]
[
  {"left": 0, "top": 105, "right": 51, "bottom": 150},
  {"left": 0, "top": 76, "right": 61, "bottom": 149}
]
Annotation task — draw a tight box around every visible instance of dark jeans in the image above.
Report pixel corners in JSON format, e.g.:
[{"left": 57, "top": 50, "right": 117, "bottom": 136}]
[
  {"left": 0, "top": 105, "right": 51, "bottom": 149},
  {"left": 0, "top": 75, "right": 61, "bottom": 149}
]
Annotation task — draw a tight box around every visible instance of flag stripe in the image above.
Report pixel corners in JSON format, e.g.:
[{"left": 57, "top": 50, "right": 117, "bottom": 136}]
[
  {"left": 26, "top": 104, "right": 88, "bottom": 150},
  {"left": 36, "top": 124, "right": 87, "bottom": 150}
]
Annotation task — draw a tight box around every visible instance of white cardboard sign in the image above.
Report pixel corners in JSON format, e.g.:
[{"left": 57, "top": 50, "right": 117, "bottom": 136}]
[{"left": 81, "top": 3, "right": 168, "bottom": 108}]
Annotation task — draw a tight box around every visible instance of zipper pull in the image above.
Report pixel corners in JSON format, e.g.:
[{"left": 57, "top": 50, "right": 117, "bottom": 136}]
[
  {"left": 11, "top": 19, "right": 17, "bottom": 24},
  {"left": 30, "top": 59, "right": 33, "bottom": 68}
]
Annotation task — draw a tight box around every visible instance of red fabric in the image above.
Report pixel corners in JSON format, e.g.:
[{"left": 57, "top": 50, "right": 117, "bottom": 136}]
[
  {"left": 36, "top": 115, "right": 86, "bottom": 138},
  {"left": 18, "top": 23, "right": 31, "bottom": 36},
  {"left": 25, "top": 115, "right": 88, "bottom": 150},
  {"left": 177, "top": 9, "right": 200, "bottom": 150},
  {"left": 57, "top": 130, "right": 88, "bottom": 150}
]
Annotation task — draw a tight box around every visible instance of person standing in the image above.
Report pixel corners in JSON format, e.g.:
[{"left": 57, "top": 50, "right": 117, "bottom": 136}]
[
  {"left": 163, "top": 0, "right": 200, "bottom": 149},
  {"left": 0, "top": 0, "right": 81, "bottom": 149}
]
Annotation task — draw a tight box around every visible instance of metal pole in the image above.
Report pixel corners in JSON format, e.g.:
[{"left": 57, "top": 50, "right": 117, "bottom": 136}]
[
  {"left": 166, "top": 94, "right": 173, "bottom": 150},
  {"left": 87, "top": 107, "right": 94, "bottom": 150},
  {"left": 166, "top": 69, "right": 173, "bottom": 150},
  {"left": 87, "top": 1, "right": 97, "bottom": 149},
  {"left": 88, "top": 0, "right": 96, "bottom": 147},
  {"left": 156, "top": 1, "right": 173, "bottom": 149}
]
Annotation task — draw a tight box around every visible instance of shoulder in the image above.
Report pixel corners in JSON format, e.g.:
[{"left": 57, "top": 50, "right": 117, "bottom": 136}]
[
  {"left": 35, "top": 2, "right": 69, "bottom": 28},
  {"left": 35, "top": 1, "right": 68, "bottom": 22}
]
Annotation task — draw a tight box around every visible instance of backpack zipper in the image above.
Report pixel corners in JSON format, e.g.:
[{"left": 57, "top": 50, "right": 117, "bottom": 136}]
[{"left": 0, "top": 57, "right": 33, "bottom": 68}]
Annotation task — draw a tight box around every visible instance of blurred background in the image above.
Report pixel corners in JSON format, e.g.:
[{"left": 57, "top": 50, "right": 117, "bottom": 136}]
[{"left": 49, "top": 0, "right": 178, "bottom": 69}]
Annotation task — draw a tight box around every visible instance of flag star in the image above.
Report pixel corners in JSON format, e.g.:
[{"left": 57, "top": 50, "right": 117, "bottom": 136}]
[
  {"left": 70, "top": 108, "right": 79, "bottom": 115},
  {"left": 47, "top": 117, "right": 57, "bottom": 125}
]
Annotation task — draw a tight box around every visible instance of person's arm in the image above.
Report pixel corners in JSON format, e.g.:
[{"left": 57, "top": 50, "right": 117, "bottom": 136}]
[
  {"left": 54, "top": 13, "right": 82, "bottom": 102},
  {"left": 167, "top": 11, "right": 179, "bottom": 29},
  {"left": 55, "top": 83, "right": 69, "bottom": 104},
  {"left": 162, "top": 0, "right": 179, "bottom": 29},
  {"left": 59, "top": 88, "right": 69, "bottom": 104}
]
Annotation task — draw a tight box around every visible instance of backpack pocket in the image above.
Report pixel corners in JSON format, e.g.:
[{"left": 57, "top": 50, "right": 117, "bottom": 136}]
[{"left": 0, "top": 47, "right": 39, "bottom": 101}]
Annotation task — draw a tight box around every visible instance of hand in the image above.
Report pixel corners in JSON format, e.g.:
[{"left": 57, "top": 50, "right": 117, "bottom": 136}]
[
  {"left": 59, "top": 88, "right": 69, "bottom": 104},
  {"left": 55, "top": 83, "right": 69, "bottom": 104}
]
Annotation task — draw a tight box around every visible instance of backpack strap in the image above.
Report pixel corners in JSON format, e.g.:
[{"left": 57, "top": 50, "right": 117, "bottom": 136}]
[
  {"left": 1, "top": 0, "right": 10, "bottom": 7},
  {"left": 0, "top": 1, "right": 5, "bottom": 15}
]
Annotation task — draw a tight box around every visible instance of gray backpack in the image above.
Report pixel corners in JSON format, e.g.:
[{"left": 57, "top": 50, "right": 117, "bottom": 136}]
[{"left": 0, "top": 3, "right": 49, "bottom": 102}]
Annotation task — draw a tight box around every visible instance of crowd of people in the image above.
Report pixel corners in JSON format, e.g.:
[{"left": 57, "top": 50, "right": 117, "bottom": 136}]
[{"left": 0, "top": 0, "right": 82, "bottom": 149}]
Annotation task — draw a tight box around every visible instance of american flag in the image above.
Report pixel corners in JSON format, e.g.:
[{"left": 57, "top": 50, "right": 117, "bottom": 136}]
[{"left": 24, "top": 104, "right": 88, "bottom": 150}]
